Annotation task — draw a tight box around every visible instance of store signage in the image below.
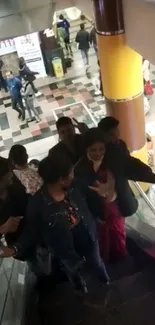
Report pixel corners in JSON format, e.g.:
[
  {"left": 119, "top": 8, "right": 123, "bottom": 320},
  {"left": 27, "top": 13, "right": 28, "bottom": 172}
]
[
  {"left": 0, "top": 39, "right": 16, "bottom": 56},
  {"left": 14, "top": 33, "right": 46, "bottom": 78}
]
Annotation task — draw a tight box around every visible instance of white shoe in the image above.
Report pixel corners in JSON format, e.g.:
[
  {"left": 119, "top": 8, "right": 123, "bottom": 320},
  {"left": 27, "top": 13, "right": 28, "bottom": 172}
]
[
  {"left": 35, "top": 117, "right": 41, "bottom": 123},
  {"left": 94, "top": 90, "right": 102, "bottom": 96},
  {"left": 35, "top": 91, "right": 42, "bottom": 97}
]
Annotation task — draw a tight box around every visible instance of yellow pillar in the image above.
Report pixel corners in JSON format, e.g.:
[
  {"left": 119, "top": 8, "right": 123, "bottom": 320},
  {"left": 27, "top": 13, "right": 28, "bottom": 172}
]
[{"left": 92, "top": 0, "right": 149, "bottom": 191}]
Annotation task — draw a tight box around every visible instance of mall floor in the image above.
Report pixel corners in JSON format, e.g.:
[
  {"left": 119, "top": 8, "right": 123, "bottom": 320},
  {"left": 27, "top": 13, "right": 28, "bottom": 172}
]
[
  {"left": 0, "top": 50, "right": 155, "bottom": 162},
  {"left": 0, "top": 48, "right": 101, "bottom": 161}
]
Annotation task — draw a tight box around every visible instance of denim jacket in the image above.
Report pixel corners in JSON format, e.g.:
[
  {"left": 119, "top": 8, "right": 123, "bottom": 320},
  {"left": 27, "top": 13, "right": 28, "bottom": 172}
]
[{"left": 15, "top": 186, "right": 96, "bottom": 262}]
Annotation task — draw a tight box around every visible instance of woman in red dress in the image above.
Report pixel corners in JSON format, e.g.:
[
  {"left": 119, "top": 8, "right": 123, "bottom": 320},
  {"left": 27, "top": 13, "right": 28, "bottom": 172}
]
[{"left": 75, "top": 128, "right": 138, "bottom": 263}]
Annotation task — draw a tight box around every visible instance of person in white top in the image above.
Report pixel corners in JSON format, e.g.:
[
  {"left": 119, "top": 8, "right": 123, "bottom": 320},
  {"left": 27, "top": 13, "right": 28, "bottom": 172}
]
[
  {"left": 142, "top": 58, "right": 152, "bottom": 114},
  {"left": 142, "top": 58, "right": 150, "bottom": 83},
  {"left": 9, "top": 145, "right": 42, "bottom": 195}
]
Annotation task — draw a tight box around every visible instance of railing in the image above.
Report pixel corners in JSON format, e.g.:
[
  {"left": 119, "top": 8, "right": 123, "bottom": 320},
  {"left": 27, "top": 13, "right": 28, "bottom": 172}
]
[
  {"left": 0, "top": 257, "right": 26, "bottom": 325},
  {"left": 133, "top": 182, "right": 155, "bottom": 214}
]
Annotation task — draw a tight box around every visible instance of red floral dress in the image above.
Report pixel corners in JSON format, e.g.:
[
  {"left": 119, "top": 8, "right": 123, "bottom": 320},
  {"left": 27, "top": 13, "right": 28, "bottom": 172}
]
[{"left": 97, "top": 169, "right": 127, "bottom": 263}]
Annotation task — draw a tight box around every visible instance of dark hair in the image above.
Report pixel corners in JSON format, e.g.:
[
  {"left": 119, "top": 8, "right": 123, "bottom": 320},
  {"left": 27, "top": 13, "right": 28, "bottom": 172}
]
[
  {"left": 84, "top": 128, "right": 104, "bottom": 149},
  {"left": 9, "top": 145, "right": 28, "bottom": 166},
  {"left": 56, "top": 116, "right": 73, "bottom": 130},
  {"left": 0, "top": 157, "right": 10, "bottom": 180},
  {"left": 29, "top": 159, "right": 39, "bottom": 167},
  {"left": 98, "top": 117, "right": 119, "bottom": 133},
  {"left": 38, "top": 154, "right": 73, "bottom": 185},
  {"left": 80, "top": 23, "right": 85, "bottom": 30},
  {"left": 59, "top": 14, "right": 64, "bottom": 20}
]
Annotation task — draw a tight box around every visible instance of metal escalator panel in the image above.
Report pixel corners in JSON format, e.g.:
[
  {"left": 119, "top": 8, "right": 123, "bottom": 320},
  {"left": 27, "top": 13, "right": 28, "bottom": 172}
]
[
  {"left": 126, "top": 182, "right": 155, "bottom": 244},
  {"left": 0, "top": 0, "right": 56, "bottom": 39},
  {"left": 0, "top": 257, "right": 26, "bottom": 325}
]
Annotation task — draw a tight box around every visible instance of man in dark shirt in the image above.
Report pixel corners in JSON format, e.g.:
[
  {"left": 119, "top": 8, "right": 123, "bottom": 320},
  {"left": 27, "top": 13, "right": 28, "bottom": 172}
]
[
  {"left": 75, "top": 23, "right": 90, "bottom": 71},
  {"left": 90, "top": 23, "right": 97, "bottom": 54},
  {"left": 57, "top": 14, "right": 73, "bottom": 56},
  {"left": 49, "top": 117, "right": 88, "bottom": 165},
  {"left": 0, "top": 157, "right": 28, "bottom": 244},
  {"left": 98, "top": 116, "right": 155, "bottom": 183}
]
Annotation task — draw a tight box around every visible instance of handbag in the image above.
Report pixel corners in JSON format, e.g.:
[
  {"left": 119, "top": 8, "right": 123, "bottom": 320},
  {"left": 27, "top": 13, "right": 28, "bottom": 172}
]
[{"left": 144, "top": 81, "right": 153, "bottom": 96}]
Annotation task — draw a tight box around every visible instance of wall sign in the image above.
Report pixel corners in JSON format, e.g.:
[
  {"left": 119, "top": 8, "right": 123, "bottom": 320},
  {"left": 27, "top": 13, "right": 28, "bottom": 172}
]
[
  {"left": 14, "top": 32, "right": 46, "bottom": 78},
  {"left": 0, "top": 39, "right": 16, "bottom": 56}
]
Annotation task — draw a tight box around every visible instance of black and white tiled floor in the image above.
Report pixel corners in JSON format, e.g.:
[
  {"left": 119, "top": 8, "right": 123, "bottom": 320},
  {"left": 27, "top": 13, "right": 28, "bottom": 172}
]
[
  {"left": 1, "top": 58, "right": 155, "bottom": 160},
  {"left": 0, "top": 72, "right": 106, "bottom": 157}
]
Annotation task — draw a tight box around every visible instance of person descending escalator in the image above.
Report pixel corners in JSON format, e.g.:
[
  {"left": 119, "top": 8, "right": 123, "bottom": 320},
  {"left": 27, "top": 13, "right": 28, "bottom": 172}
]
[
  {"left": 9, "top": 145, "right": 42, "bottom": 195},
  {"left": 75, "top": 128, "right": 155, "bottom": 263},
  {"left": 49, "top": 116, "right": 88, "bottom": 165},
  {"left": 0, "top": 154, "right": 110, "bottom": 294},
  {"left": 0, "top": 157, "right": 28, "bottom": 246}
]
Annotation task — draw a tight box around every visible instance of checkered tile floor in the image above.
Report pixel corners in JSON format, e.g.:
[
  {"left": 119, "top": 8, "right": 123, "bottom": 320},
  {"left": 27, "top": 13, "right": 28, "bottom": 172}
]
[
  {"left": 1, "top": 64, "right": 155, "bottom": 157},
  {"left": 0, "top": 74, "right": 106, "bottom": 154}
]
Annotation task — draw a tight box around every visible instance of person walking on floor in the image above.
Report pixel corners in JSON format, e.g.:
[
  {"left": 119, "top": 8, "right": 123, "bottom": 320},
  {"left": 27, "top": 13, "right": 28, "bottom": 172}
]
[
  {"left": 18, "top": 57, "right": 42, "bottom": 97},
  {"left": 22, "top": 79, "right": 41, "bottom": 123},
  {"left": 90, "top": 23, "right": 98, "bottom": 54},
  {"left": 57, "top": 14, "right": 73, "bottom": 57},
  {"left": 6, "top": 71, "right": 25, "bottom": 121},
  {"left": 75, "top": 23, "right": 90, "bottom": 71},
  {"left": 0, "top": 59, "right": 8, "bottom": 93}
]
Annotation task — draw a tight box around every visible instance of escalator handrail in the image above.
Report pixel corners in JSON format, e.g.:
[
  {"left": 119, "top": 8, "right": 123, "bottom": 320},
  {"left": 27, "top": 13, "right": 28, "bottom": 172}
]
[{"left": 133, "top": 181, "right": 155, "bottom": 214}]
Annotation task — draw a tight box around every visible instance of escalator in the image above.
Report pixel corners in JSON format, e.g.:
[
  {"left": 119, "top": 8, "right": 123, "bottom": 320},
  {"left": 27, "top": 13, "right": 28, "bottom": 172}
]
[{"left": 1, "top": 182, "right": 155, "bottom": 325}]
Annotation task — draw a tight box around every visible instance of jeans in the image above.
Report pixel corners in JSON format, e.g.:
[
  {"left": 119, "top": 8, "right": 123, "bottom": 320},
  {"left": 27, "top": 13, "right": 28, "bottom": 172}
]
[
  {"left": 72, "top": 222, "right": 109, "bottom": 283},
  {"left": 12, "top": 97, "right": 25, "bottom": 119},
  {"left": 25, "top": 97, "right": 40, "bottom": 120},
  {"left": 81, "top": 49, "right": 89, "bottom": 66}
]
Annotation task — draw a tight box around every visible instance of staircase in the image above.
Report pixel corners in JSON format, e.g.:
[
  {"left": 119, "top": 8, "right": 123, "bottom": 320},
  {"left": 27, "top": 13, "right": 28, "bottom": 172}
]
[{"left": 56, "top": 10, "right": 92, "bottom": 54}]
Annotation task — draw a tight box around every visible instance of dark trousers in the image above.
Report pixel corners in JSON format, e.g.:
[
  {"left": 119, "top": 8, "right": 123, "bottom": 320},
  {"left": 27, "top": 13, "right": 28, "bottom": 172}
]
[
  {"left": 12, "top": 97, "right": 25, "bottom": 119},
  {"left": 62, "top": 223, "right": 109, "bottom": 286}
]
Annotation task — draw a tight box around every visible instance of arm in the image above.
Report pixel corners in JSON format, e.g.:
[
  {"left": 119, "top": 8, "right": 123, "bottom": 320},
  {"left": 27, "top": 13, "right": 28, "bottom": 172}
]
[
  {"left": 89, "top": 30, "right": 92, "bottom": 44},
  {"left": 75, "top": 32, "right": 79, "bottom": 43},
  {"left": 24, "top": 84, "right": 33, "bottom": 97},
  {"left": 125, "top": 156, "right": 155, "bottom": 183},
  {"left": 15, "top": 78, "right": 22, "bottom": 91},
  {"left": 1, "top": 195, "right": 40, "bottom": 258},
  {"left": 87, "top": 31, "right": 90, "bottom": 43},
  {"left": 24, "top": 65, "right": 38, "bottom": 76},
  {"left": 65, "top": 19, "right": 70, "bottom": 29}
]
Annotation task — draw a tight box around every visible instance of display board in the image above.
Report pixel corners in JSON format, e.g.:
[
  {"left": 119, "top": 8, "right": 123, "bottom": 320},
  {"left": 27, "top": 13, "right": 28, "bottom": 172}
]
[{"left": 14, "top": 32, "right": 46, "bottom": 78}]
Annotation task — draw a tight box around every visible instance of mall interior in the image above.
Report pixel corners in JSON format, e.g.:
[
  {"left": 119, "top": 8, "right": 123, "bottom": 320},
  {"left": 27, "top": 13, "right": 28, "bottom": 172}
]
[{"left": 1, "top": 0, "right": 155, "bottom": 324}]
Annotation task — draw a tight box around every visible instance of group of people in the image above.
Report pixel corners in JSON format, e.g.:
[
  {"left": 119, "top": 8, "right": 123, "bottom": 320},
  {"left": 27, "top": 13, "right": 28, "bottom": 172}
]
[
  {"left": 0, "top": 57, "right": 42, "bottom": 123},
  {"left": 57, "top": 14, "right": 97, "bottom": 71},
  {"left": 0, "top": 115, "right": 155, "bottom": 294}
]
